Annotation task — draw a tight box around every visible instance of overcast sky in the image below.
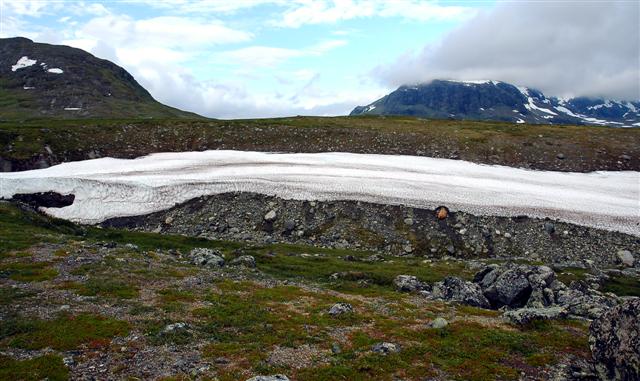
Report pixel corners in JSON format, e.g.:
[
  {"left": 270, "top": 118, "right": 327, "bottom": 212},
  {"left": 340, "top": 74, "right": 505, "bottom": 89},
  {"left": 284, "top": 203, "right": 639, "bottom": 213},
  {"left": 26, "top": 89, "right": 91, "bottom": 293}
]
[{"left": 1, "top": 0, "right": 638, "bottom": 118}]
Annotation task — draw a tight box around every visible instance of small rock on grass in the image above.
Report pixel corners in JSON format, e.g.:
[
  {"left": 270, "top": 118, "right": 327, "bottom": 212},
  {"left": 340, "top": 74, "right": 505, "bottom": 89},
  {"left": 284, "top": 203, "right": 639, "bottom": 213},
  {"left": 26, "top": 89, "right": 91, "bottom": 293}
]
[
  {"left": 329, "top": 302, "right": 353, "bottom": 316},
  {"left": 247, "top": 375, "right": 290, "bottom": 381},
  {"left": 503, "top": 307, "right": 567, "bottom": 326},
  {"left": 230, "top": 255, "right": 257, "bottom": 268},
  {"left": 372, "top": 342, "right": 401, "bottom": 355},
  {"left": 428, "top": 317, "right": 448, "bottom": 329}
]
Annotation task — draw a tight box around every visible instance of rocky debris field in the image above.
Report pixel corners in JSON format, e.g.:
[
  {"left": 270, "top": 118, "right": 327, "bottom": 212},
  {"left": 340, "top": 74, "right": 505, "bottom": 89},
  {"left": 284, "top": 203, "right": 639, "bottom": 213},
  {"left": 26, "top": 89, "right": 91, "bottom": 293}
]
[
  {"left": 1, "top": 116, "right": 639, "bottom": 172},
  {"left": 1, "top": 200, "right": 639, "bottom": 380},
  {"left": 104, "top": 192, "right": 640, "bottom": 270}
]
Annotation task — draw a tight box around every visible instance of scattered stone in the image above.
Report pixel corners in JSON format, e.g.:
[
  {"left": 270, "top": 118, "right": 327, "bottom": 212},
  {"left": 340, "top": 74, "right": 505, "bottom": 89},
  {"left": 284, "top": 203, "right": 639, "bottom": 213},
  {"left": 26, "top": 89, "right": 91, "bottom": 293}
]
[
  {"left": 544, "top": 222, "right": 555, "bottom": 234},
  {"left": 364, "top": 254, "right": 385, "bottom": 262},
  {"left": 435, "top": 206, "right": 449, "bottom": 220},
  {"left": 63, "top": 356, "right": 74, "bottom": 367},
  {"left": 616, "top": 250, "right": 635, "bottom": 267},
  {"left": 331, "top": 343, "right": 342, "bottom": 354},
  {"left": 503, "top": 232, "right": 512, "bottom": 239},
  {"left": 620, "top": 154, "right": 631, "bottom": 161},
  {"left": 264, "top": 210, "right": 277, "bottom": 221},
  {"left": 403, "top": 244, "right": 413, "bottom": 253},
  {"left": 163, "top": 322, "right": 188, "bottom": 333},
  {"left": 164, "top": 216, "right": 174, "bottom": 225},
  {"left": 246, "top": 375, "right": 290, "bottom": 381},
  {"left": 189, "top": 248, "right": 225, "bottom": 267},
  {"left": 589, "top": 298, "right": 640, "bottom": 381},
  {"left": 124, "top": 243, "right": 139, "bottom": 251},
  {"left": 283, "top": 219, "right": 296, "bottom": 231},
  {"left": 503, "top": 307, "right": 568, "bottom": 325},
  {"left": 403, "top": 217, "right": 414, "bottom": 226},
  {"left": 428, "top": 317, "right": 449, "bottom": 329},
  {"left": 230, "top": 255, "right": 257, "bottom": 268},
  {"left": 393, "top": 275, "right": 428, "bottom": 292},
  {"left": 371, "top": 342, "right": 400, "bottom": 355},
  {"left": 430, "top": 276, "right": 490, "bottom": 308},
  {"left": 328, "top": 302, "right": 353, "bottom": 316},
  {"left": 556, "top": 153, "right": 565, "bottom": 160}
]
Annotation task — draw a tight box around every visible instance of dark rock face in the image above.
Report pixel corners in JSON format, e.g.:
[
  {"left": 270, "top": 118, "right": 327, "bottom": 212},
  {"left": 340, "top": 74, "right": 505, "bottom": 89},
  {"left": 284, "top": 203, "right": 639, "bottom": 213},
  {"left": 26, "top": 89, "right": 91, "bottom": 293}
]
[
  {"left": 476, "top": 265, "right": 555, "bottom": 309},
  {"left": 0, "top": 37, "right": 198, "bottom": 119},
  {"left": 12, "top": 191, "right": 74, "bottom": 208},
  {"left": 589, "top": 298, "right": 640, "bottom": 381},
  {"left": 350, "top": 79, "right": 640, "bottom": 127},
  {"left": 430, "top": 276, "right": 490, "bottom": 308}
]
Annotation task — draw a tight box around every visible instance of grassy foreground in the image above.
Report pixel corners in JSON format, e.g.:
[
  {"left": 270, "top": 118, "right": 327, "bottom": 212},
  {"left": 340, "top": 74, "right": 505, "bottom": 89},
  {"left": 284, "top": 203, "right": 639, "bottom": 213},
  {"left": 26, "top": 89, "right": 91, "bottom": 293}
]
[{"left": 1, "top": 202, "right": 637, "bottom": 380}]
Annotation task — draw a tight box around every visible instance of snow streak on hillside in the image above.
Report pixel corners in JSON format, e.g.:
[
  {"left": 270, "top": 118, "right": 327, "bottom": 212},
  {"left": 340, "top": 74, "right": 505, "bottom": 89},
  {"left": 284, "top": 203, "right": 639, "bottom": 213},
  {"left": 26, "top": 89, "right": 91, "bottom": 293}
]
[{"left": 1, "top": 151, "right": 638, "bottom": 235}]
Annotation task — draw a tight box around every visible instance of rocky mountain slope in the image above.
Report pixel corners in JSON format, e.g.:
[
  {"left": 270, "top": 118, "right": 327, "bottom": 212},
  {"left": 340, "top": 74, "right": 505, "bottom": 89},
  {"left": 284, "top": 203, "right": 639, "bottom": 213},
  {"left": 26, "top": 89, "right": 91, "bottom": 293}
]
[
  {"left": 0, "top": 37, "right": 199, "bottom": 119},
  {"left": 351, "top": 80, "right": 640, "bottom": 127}
]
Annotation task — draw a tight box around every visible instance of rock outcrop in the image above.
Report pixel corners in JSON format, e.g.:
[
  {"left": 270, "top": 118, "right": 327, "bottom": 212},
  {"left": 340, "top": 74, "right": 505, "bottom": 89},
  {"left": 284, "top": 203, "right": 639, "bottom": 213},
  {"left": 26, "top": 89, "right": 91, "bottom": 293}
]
[{"left": 589, "top": 298, "right": 640, "bottom": 380}]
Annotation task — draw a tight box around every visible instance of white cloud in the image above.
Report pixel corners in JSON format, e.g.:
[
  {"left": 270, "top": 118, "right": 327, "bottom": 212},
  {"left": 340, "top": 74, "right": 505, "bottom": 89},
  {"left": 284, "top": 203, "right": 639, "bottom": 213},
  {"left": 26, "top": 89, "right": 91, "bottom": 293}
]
[
  {"left": 372, "top": 1, "right": 640, "bottom": 100},
  {"left": 276, "top": 0, "right": 475, "bottom": 28},
  {"left": 217, "top": 39, "right": 347, "bottom": 68}
]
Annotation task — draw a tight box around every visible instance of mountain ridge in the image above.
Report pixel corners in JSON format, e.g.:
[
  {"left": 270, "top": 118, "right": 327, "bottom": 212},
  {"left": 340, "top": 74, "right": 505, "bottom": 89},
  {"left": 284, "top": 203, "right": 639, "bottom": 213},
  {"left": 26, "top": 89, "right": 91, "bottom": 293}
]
[
  {"left": 0, "top": 37, "right": 201, "bottom": 119},
  {"left": 351, "top": 79, "right": 640, "bottom": 127}
]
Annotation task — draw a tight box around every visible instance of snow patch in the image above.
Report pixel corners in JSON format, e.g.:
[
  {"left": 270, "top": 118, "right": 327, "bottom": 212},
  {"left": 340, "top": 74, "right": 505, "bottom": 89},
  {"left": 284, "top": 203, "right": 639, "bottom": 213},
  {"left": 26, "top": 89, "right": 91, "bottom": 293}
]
[
  {"left": 11, "top": 56, "right": 37, "bottom": 71},
  {"left": 515, "top": 119, "right": 525, "bottom": 124},
  {"left": 22, "top": 86, "right": 35, "bottom": 90},
  {"left": 1, "top": 150, "right": 637, "bottom": 235},
  {"left": 64, "top": 108, "right": 81, "bottom": 111},
  {"left": 524, "top": 97, "right": 557, "bottom": 115},
  {"left": 47, "top": 68, "right": 64, "bottom": 74}
]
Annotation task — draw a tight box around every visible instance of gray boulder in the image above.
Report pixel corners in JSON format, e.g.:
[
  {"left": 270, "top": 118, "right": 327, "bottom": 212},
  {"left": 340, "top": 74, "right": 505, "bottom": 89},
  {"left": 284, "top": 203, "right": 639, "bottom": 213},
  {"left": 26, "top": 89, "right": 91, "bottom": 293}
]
[
  {"left": 555, "top": 282, "right": 618, "bottom": 319},
  {"left": 393, "top": 275, "right": 428, "bottom": 292},
  {"left": 503, "top": 307, "right": 568, "bottom": 326},
  {"left": 589, "top": 298, "right": 640, "bottom": 381},
  {"left": 428, "top": 317, "right": 449, "bottom": 329},
  {"left": 371, "top": 342, "right": 400, "bottom": 355},
  {"left": 328, "top": 303, "right": 354, "bottom": 316},
  {"left": 246, "top": 376, "right": 290, "bottom": 381},
  {"left": 430, "top": 276, "right": 490, "bottom": 308},
  {"left": 617, "top": 250, "right": 635, "bottom": 267},
  {"left": 475, "top": 264, "right": 557, "bottom": 309},
  {"left": 230, "top": 255, "right": 257, "bottom": 268},
  {"left": 189, "top": 248, "right": 225, "bottom": 267}
]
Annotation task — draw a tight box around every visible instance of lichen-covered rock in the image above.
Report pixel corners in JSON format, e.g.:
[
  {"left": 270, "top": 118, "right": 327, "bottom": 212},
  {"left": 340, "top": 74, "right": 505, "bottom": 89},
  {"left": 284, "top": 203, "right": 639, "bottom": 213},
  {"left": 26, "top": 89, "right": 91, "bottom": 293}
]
[
  {"left": 371, "top": 342, "right": 400, "bottom": 355},
  {"left": 589, "top": 298, "right": 640, "bottom": 381},
  {"left": 430, "top": 276, "right": 490, "bottom": 308},
  {"left": 503, "top": 307, "right": 567, "bottom": 326},
  {"left": 246, "top": 375, "right": 290, "bottom": 381},
  {"left": 428, "top": 317, "right": 449, "bottom": 329},
  {"left": 555, "top": 281, "right": 618, "bottom": 319},
  {"left": 230, "top": 255, "right": 256, "bottom": 268},
  {"left": 393, "top": 275, "right": 428, "bottom": 292},
  {"left": 189, "top": 248, "right": 225, "bottom": 267},
  {"left": 475, "top": 264, "right": 557, "bottom": 309},
  {"left": 617, "top": 250, "right": 635, "bottom": 267},
  {"left": 328, "top": 302, "right": 353, "bottom": 316}
]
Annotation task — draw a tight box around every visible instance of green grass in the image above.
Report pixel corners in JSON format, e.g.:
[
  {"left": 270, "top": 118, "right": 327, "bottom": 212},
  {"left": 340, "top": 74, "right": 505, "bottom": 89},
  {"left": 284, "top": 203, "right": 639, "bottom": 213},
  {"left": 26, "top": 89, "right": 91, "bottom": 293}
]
[
  {"left": 602, "top": 275, "right": 640, "bottom": 296},
  {"left": 0, "top": 354, "right": 68, "bottom": 381},
  {"left": 0, "top": 261, "right": 58, "bottom": 282},
  {"left": 71, "top": 277, "right": 139, "bottom": 299},
  {"left": 2, "top": 313, "right": 129, "bottom": 350}
]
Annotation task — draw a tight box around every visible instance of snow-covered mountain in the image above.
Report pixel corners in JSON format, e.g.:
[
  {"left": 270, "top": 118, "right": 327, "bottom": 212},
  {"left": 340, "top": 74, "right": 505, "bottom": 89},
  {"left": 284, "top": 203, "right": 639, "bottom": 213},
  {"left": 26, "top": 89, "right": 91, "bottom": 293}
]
[{"left": 350, "top": 80, "right": 640, "bottom": 127}]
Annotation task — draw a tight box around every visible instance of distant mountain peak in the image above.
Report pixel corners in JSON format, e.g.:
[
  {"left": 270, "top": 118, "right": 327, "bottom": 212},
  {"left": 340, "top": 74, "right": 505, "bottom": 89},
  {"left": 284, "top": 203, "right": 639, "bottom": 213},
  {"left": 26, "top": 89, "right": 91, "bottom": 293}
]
[
  {"left": 0, "top": 37, "right": 199, "bottom": 119},
  {"left": 351, "top": 79, "right": 640, "bottom": 127}
]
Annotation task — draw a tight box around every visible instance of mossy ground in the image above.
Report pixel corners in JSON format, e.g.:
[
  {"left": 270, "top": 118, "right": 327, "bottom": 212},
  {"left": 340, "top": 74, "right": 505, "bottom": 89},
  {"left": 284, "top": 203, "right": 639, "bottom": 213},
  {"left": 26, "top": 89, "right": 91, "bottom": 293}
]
[
  {"left": 0, "top": 202, "right": 626, "bottom": 380},
  {"left": 1, "top": 115, "right": 638, "bottom": 172}
]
